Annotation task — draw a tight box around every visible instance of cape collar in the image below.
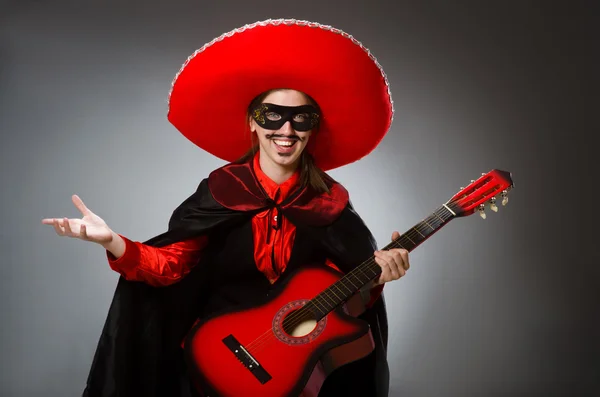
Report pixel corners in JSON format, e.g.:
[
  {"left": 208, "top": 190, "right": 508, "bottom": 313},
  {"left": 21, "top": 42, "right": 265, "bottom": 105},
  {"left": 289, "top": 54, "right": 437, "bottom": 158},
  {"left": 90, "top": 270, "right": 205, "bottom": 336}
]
[{"left": 207, "top": 155, "right": 348, "bottom": 226}]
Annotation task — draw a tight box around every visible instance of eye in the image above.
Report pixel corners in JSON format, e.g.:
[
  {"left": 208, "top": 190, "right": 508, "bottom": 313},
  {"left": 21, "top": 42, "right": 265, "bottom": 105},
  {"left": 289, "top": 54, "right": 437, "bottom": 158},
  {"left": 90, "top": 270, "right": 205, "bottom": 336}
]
[
  {"left": 293, "top": 113, "right": 309, "bottom": 122},
  {"left": 265, "top": 111, "right": 281, "bottom": 121}
]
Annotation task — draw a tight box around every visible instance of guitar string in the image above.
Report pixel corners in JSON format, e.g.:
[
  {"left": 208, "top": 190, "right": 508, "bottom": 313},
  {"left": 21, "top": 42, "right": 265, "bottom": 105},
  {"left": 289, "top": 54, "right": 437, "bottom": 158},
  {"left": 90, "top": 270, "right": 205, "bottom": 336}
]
[
  {"left": 244, "top": 206, "right": 453, "bottom": 352},
  {"left": 244, "top": 239, "right": 423, "bottom": 354},
  {"left": 244, "top": 206, "right": 456, "bottom": 353},
  {"left": 243, "top": 207, "right": 452, "bottom": 353}
]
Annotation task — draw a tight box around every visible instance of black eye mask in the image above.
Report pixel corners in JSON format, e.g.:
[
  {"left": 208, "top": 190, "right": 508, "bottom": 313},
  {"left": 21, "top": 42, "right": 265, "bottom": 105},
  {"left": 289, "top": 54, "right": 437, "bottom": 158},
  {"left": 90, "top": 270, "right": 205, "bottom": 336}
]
[{"left": 251, "top": 103, "right": 320, "bottom": 132}]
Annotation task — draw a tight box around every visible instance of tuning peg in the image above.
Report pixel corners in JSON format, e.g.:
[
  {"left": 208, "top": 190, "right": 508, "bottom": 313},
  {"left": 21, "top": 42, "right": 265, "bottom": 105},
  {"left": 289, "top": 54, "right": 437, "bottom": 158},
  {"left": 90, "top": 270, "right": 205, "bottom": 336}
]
[
  {"left": 470, "top": 180, "right": 475, "bottom": 183},
  {"left": 478, "top": 203, "right": 486, "bottom": 219},
  {"left": 489, "top": 197, "right": 498, "bottom": 212},
  {"left": 501, "top": 190, "right": 509, "bottom": 206}
]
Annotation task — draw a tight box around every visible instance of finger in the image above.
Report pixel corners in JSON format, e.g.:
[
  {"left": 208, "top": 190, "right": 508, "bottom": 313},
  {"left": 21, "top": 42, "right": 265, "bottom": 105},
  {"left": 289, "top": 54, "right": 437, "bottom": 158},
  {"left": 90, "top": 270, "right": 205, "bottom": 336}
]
[
  {"left": 42, "top": 218, "right": 57, "bottom": 225},
  {"left": 375, "top": 252, "right": 401, "bottom": 280},
  {"left": 374, "top": 256, "right": 391, "bottom": 284},
  {"left": 52, "top": 219, "right": 65, "bottom": 236},
  {"left": 72, "top": 195, "right": 91, "bottom": 216},
  {"left": 397, "top": 249, "right": 410, "bottom": 270},
  {"left": 388, "top": 248, "right": 409, "bottom": 271},
  {"left": 388, "top": 255, "right": 405, "bottom": 278},
  {"left": 63, "top": 217, "right": 75, "bottom": 236},
  {"left": 379, "top": 250, "right": 407, "bottom": 279},
  {"left": 79, "top": 223, "right": 88, "bottom": 240},
  {"left": 391, "top": 230, "right": 400, "bottom": 241},
  {"left": 375, "top": 249, "right": 395, "bottom": 262}
]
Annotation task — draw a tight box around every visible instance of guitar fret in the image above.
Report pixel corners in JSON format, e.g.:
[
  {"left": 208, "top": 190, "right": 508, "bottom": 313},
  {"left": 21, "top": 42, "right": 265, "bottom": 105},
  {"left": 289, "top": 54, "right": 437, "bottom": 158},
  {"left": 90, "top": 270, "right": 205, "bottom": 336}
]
[
  {"left": 311, "top": 205, "right": 457, "bottom": 321},
  {"left": 348, "top": 272, "right": 363, "bottom": 286},
  {"left": 328, "top": 286, "right": 343, "bottom": 300},
  {"left": 439, "top": 206, "right": 455, "bottom": 221},
  {"left": 308, "top": 301, "right": 325, "bottom": 319},
  {"left": 312, "top": 295, "right": 329, "bottom": 313},
  {"left": 414, "top": 227, "right": 425, "bottom": 237},
  {"left": 339, "top": 280, "right": 353, "bottom": 294},
  {"left": 432, "top": 212, "right": 444, "bottom": 223}
]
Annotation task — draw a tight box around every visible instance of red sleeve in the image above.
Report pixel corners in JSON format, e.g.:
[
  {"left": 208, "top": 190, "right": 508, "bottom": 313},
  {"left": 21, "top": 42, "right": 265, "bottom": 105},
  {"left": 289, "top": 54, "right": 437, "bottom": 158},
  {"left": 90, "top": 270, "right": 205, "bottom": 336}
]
[
  {"left": 106, "top": 234, "right": 208, "bottom": 287},
  {"left": 324, "top": 258, "right": 384, "bottom": 309}
]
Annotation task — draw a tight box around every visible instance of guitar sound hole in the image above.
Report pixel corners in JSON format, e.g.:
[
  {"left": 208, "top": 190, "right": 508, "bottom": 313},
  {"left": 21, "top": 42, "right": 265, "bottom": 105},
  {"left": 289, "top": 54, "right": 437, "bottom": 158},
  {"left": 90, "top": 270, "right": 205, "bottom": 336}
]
[{"left": 281, "top": 309, "right": 317, "bottom": 337}]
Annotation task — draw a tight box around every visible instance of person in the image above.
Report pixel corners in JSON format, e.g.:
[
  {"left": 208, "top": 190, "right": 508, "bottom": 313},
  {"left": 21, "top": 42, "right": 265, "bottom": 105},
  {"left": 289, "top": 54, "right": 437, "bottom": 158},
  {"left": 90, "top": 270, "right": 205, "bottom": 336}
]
[{"left": 42, "top": 19, "right": 410, "bottom": 397}]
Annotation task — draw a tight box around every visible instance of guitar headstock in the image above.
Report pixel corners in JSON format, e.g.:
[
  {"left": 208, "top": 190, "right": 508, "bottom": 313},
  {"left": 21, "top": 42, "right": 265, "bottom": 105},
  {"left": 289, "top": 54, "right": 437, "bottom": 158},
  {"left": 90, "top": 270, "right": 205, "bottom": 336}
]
[{"left": 445, "top": 170, "right": 514, "bottom": 219}]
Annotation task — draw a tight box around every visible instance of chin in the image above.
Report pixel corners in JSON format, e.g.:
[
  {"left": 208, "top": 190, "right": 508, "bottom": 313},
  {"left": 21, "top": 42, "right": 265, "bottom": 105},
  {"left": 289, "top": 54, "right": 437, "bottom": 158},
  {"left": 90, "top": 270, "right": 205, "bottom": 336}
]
[{"left": 270, "top": 152, "right": 301, "bottom": 167}]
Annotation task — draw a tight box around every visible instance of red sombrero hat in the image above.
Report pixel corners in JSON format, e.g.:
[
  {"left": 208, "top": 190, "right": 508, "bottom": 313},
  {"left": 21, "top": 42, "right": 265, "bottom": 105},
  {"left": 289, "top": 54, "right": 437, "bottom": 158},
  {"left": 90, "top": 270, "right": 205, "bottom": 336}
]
[{"left": 167, "top": 18, "right": 393, "bottom": 171}]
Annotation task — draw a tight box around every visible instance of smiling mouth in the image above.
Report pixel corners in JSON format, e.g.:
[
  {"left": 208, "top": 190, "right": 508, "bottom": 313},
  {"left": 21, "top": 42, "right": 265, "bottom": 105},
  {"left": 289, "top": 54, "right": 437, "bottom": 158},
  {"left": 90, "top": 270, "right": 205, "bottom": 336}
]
[{"left": 273, "top": 139, "right": 298, "bottom": 148}]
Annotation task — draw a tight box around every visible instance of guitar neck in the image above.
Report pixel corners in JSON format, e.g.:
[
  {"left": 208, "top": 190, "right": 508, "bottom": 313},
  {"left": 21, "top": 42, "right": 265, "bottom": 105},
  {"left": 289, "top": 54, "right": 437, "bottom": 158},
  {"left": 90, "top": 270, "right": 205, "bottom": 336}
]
[{"left": 309, "top": 205, "right": 456, "bottom": 319}]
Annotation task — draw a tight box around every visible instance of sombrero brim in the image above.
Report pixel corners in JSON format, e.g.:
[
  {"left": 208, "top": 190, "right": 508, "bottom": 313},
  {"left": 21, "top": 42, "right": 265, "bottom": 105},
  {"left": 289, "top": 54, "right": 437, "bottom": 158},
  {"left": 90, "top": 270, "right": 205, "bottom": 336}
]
[{"left": 167, "top": 19, "right": 393, "bottom": 171}]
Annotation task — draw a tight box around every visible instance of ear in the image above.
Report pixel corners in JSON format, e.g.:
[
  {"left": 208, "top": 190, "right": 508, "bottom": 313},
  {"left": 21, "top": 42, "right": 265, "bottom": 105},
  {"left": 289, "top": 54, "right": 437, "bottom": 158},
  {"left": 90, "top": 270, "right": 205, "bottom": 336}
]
[{"left": 248, "top": 116, "right": 256, "bottom": 133}]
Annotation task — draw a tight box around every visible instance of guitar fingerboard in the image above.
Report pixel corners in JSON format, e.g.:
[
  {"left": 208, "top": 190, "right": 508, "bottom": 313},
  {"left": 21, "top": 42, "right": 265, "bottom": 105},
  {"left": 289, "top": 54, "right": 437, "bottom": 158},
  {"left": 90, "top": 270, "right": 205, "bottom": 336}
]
[{"left": 308, "top": 205, "right": 456, "bottom": 320}]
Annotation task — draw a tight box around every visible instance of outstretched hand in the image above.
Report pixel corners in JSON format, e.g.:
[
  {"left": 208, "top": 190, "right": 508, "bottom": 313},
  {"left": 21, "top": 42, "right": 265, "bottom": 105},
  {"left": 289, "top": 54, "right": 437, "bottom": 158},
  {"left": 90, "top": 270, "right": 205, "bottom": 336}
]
[
  {"left": 42, "top": 195, "right": 113, "bottom": 245},
  {"left": 373, "top": 231, "right": 410, "bottom": 286}
]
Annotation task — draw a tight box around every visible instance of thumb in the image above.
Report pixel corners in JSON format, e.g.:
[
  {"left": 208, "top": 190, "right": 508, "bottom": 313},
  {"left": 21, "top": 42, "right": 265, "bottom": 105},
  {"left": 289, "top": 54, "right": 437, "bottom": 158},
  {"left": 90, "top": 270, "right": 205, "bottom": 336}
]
[
  {"left": 72, "top": 194, "right": 92, "bottom": 216},
  {"left": 391, "top": 230, "right": 400, "bottom": 241}
]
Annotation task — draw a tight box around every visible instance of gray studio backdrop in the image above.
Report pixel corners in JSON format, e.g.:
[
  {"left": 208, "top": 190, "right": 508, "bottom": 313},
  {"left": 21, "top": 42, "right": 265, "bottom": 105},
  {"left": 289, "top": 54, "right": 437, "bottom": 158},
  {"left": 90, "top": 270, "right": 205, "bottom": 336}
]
[{"left": 1, "top": 1, "right": 597, "bottom": 396}]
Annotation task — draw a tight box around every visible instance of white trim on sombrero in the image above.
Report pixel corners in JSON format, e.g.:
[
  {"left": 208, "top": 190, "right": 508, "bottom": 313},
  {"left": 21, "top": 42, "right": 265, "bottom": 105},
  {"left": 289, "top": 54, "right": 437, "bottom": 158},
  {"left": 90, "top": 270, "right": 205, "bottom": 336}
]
[{"left": 166, "top": 18, "right": 394, "bottom": 124}]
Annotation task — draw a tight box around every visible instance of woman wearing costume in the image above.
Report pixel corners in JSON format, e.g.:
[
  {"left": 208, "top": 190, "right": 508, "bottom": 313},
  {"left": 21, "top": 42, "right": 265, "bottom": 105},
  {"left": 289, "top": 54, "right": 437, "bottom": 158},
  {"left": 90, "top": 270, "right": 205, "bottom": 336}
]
[{"left": 43, "top": 19, "right": 409, "bottom": 397}]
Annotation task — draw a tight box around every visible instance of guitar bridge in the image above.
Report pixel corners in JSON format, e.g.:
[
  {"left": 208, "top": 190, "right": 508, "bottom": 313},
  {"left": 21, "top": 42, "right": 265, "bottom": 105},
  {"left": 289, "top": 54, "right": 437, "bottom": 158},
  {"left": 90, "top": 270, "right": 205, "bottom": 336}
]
[{"left": 222, "top": 334, "right": 272, "bottom": 384}]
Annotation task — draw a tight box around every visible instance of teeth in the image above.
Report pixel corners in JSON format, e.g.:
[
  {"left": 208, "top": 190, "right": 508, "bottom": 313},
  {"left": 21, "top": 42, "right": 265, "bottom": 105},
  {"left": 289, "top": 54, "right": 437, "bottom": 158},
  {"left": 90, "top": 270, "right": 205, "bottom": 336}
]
[{"left": 274, "top": 140, "right": 295, "bottom": 147}]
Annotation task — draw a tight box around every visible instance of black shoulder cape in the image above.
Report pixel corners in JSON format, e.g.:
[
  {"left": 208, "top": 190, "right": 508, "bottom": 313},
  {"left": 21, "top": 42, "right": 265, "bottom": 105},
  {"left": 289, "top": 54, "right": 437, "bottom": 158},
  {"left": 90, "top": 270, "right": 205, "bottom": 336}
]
[{"left": 82, "top": 161, "right": 389, "bottom": 397}]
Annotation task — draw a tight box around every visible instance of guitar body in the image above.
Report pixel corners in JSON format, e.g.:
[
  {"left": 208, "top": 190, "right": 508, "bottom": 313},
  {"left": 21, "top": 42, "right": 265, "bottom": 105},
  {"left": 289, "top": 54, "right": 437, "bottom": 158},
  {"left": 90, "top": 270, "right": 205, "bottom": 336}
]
[{"left": 183, "top": 265, "right": 375, "bottom": 397}]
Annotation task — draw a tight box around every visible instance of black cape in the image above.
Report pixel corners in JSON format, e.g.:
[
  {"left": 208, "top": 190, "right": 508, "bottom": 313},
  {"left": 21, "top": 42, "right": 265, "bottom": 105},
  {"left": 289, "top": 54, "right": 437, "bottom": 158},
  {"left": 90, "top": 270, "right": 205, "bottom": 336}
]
[{"left": 82, "top": 162, "right": 389, "bottom": 397}]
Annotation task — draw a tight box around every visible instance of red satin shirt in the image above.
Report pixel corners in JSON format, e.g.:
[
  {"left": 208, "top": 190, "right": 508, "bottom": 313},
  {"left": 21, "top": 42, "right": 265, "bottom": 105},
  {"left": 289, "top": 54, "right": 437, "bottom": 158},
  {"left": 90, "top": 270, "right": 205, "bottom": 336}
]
[{"left": 107, "top": 153, "right": 383, "bottom": 306}]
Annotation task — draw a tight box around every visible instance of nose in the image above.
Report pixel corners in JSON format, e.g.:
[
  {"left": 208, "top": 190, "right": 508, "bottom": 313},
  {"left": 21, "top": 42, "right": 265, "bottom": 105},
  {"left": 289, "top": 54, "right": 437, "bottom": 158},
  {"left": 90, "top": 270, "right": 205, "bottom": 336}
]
[{"left": 280, "top": 121, "right": 294, "bottom": 134}]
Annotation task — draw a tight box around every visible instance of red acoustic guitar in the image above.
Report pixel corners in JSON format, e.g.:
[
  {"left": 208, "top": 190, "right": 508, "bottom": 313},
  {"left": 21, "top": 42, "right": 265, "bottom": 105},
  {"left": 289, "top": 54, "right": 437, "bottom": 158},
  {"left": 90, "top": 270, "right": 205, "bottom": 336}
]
[{"left": 184, "top": 169, "right": 514, "bottom": 397}]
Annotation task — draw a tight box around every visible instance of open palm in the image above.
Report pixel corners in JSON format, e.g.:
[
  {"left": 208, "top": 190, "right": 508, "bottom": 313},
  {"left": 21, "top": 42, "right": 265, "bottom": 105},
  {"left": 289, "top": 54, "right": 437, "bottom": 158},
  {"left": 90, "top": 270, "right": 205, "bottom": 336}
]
[{"left": 42, "top": 195, "right": 113, "bottom": 245}]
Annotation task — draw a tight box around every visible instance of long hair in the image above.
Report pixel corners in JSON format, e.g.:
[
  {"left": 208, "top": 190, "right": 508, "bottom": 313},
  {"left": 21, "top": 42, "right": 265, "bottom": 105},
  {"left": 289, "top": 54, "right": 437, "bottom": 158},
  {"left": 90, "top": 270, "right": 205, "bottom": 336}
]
[{"left": 235, "top": 89, "right": 333, "bottom": 194}]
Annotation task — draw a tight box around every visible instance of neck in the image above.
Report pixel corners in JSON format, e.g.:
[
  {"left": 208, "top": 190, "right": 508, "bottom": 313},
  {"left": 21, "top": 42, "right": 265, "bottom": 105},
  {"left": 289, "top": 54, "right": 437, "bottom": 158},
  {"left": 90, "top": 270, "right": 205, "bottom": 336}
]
[{"left": 258, "top": 152, "right": 300, "bottom": 184}]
